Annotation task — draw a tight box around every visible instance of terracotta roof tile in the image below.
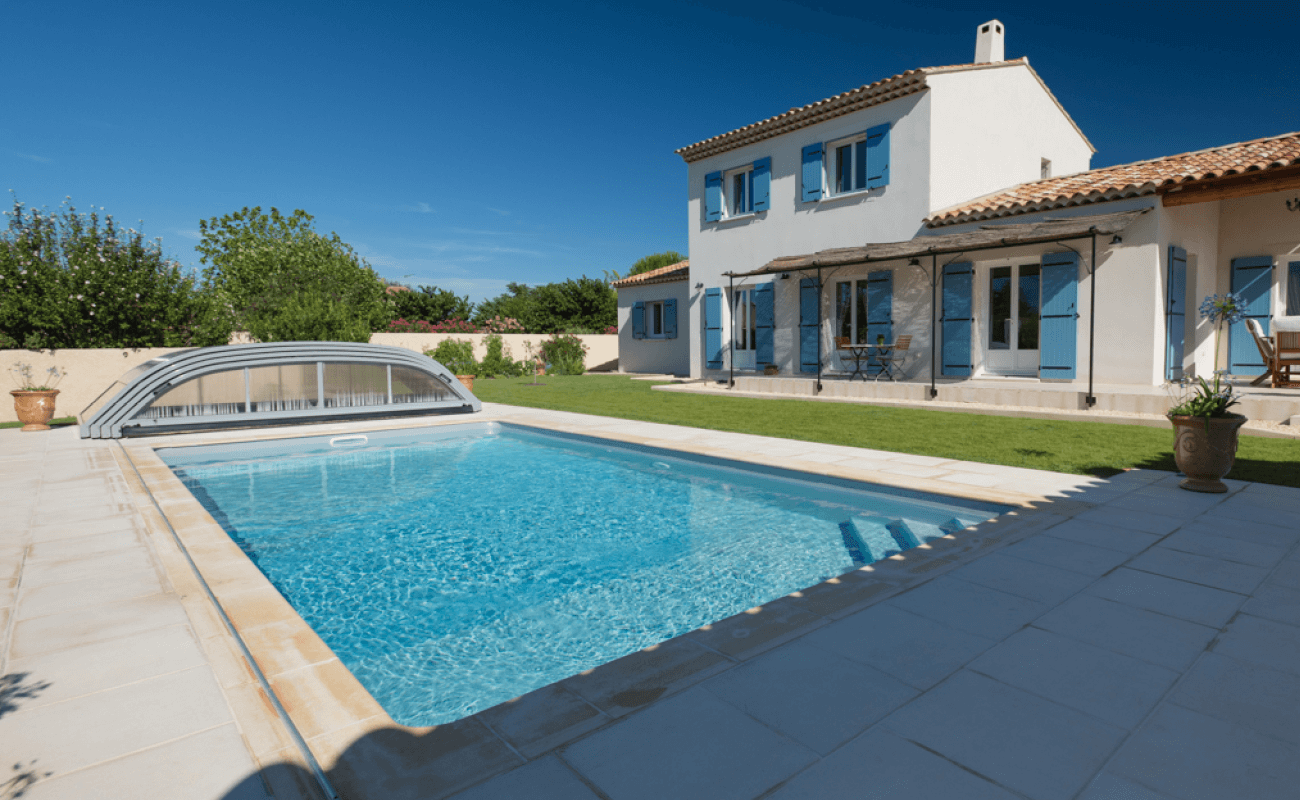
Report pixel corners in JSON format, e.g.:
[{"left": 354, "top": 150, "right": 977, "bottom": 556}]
[
  {"left": 610, "top": 260, "right": 689, "bottom": 289},
  {"left": 927, "top": 130, "right": 1300, "bottom": 226},
  {"left": 674, "top": 59, "right": 1091, "bottom": 163}
]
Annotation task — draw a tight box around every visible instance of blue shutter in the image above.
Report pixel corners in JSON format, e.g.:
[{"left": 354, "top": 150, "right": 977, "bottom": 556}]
[
  {"left": 705, "top": 171, "right": 722, "bottom": 222},
  {"left": 799, "top": 278, "right": 820, "bottom": 373},
  {"left": 1288, "top": 261, "right": 1300, "bottom": 316},
  {"left": 632, "top": 301, "right": 646, "bottom": 340},
  {"left": 865, "top": 123, "right": 890, "bottom": 189},
  {"left": 866, "top": 270, "right": 893, "bottom": 374},
  {"left": 752, "top": 157, "right": 771, "bottom": 212},
  {"left": 801, "top": 143, "right": 823, "bottom": 202},
  {"left": 754, "top": 282, "right": 774, "bottom": 364},
  {"left": 705, "top": 288, "right": 723, "bottom": 369},
  {"left": 942, "top": 262, "right": 973, "bottom": 376},
  {"left": 1040, "top": 252, "right": 1080, "bottom": 380},
  {"left": 1230, "top": 256, "right": 1273, "bottom": 376},
  {"left": 664, "top": 298, "right": 677, "bottom": 339},
  {"left": 1165, "top": 246, "right": 1187, "bottom": 381}
]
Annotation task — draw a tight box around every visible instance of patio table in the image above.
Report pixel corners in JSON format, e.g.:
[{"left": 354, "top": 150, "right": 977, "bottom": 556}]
[
  {"left": 868, "top": 344, "right": 898, "bottom": 381},
  {"left": 839, "top": 344, "right": 874, "bottom": 381}
]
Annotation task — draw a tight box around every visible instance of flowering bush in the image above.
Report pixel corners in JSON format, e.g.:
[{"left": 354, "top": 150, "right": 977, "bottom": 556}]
[
  {"left": 481, "top": 315, "right": 524, "bottom": 333},
  {"left": 539, "top": 333, "right": 588, "bottom": 375},
  {"left": 602, "top": 325, "right": 617, "bottom": 335},
  {"left": 1198, "top": 292, "right": 1247, "bottom": 375},
  {"left": 388, "top": 318, "right": 437, "bottom": 333},
  {"left": 0, "top": 197, "right": 232, "bottom": 349},
  {"left": 428, "top": 318, "right": 480, "bottom": 333},
  {"left": 478, "top": 334, "right": 528, "bottom": 377},
  {"left": 427, "top": 339, "right": 476, "bottom": 375}
]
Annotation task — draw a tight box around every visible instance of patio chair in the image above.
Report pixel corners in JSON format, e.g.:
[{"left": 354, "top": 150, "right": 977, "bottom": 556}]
[
  {"left": 1246, "top": 319, "right": 1278, "bottom": 387},
  {"left": 1272, "top": 317, "right": 1300, "bottom": 388},
  {"left": 877, "top": 335, "right": 912, "bottom": 381}
]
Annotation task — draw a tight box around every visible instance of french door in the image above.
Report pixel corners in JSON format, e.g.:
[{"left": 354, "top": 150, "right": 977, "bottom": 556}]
[
  {"left": 731, "top": 288, "right": 757, "bottom": 370},
  {"left": 986, "top": 264, "right": 1041, "bottom": 375}
]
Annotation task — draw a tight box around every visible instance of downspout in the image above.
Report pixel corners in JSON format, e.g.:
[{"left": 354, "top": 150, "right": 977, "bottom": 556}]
[
  {"left": 1087, "top": 232, "right": 1097, "bottom": 407},
  {"left": 816, "top": 266, "right": 823, "bottom": 393},
  {"left": 728, "top": 272, "right": 735, "bottom": 389},
  {"left": 930, "top": 253, "right": 938, "bottom": 399}
]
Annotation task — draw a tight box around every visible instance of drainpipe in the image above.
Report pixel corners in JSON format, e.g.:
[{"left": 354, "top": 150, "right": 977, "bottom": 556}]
[
  {"left": 728, "top": 272, "right": 735, "bottom": 389},
  {"left": 816, "top": 266, "right": 823, "bottom": 393},
  {"left": 1087, "top": 232, "right": 1098, "bottom": 408},
  {"left": 930, "top": 254, "right": 939, "bottom": 399}
]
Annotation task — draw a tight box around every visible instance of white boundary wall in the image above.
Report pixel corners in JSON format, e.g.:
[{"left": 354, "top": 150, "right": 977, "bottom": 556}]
[{"left": 2, "top": 334, "right": 617, "bottom": 424}]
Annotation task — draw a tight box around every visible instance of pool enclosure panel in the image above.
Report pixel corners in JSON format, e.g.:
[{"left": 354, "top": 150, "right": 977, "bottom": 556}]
[{"left": 80, "top": 342, "right": 481, "bottom": 439}]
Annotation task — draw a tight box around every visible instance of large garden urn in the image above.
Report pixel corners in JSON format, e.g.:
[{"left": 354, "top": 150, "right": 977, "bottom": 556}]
[
  {"left": 1169, "top": 414, "right": 1246, "bottom": 493},
  {"left": 10, "top": 389, "right": 60, "bottom": 432}
]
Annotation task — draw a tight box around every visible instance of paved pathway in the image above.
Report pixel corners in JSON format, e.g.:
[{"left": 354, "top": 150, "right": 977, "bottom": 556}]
[{"left": 2, "top": 408, "right": 1299, "bottom": 800}]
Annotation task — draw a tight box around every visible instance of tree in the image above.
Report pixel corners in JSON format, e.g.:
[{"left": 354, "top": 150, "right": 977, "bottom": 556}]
[
  {"left": 384, "top": 283, "right": 474, "bottom": 327},
  {"left": 622, "top": 250, "right": 687, "bottom": 280},
  {"left": 196, "top": 207, "right": 387, "bottom": 343},
  {"left": 0, "top": 197, "right": 231, "bottom": 349},
  {"left": 473, "top": 277, "right": 616, "bottom": 333}
]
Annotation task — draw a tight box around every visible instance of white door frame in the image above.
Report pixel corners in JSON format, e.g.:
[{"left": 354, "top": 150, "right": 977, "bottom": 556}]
[{"left": 979, "top": 260, "right": 1042, "bottom": 377}]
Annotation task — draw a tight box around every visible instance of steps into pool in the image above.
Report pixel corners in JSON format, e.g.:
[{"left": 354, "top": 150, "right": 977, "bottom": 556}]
[{"left": 838, "top": 516, "right": 969, "bottom": 565}]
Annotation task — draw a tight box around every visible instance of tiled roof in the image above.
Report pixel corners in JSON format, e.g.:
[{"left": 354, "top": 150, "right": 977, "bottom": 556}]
[
  {"left": 610, "top": 260, "right": 689, "bottom": 289},
  {"left": 675, "top": 59, "right": 1091, "bottom": 163},
  {"left": 927, "top": 130, "right": 1300, "bottom": 226}
]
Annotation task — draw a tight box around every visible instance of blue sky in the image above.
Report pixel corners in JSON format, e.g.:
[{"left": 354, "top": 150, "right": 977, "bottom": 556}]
[{"left": 4, "top": 1, "right": 1297, "bottom": 304}]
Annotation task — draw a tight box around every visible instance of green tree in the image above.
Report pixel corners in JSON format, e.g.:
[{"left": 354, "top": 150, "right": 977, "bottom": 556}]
[
  {"left": 472, "top": 282, "right": 535, "bottom": 327},
  {"left": 196, "top": 207, "right": 387, "bottom": 342},
  {"left": 612, "top": 250, "right": 686, "bottom": 282},
  {"left": 0, "top": 197, "right": 231, "bottom": 349},
  {"left": 385, "top": 283, "right": 473, "bottom": 327},
  {"left": 473, "top": 277, "right": 616, "bottom": 333}
]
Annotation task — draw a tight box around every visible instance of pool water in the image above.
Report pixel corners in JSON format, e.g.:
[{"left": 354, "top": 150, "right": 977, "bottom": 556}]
[{"left": 162, "top": 423, "right": 1005, "bottom": 726}]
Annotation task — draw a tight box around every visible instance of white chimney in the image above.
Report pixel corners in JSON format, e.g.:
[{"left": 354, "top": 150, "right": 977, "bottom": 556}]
[{"left": 975, "top": 20, "right": 1005, "bottom": 63}]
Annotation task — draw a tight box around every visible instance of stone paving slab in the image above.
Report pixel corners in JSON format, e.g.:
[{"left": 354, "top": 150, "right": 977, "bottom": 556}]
[{"left": 3, "top": 405, "right": 1300, "bottom": 800}]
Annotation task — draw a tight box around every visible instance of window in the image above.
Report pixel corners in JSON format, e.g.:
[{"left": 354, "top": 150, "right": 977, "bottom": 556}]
[
  {"left": 705, "top": 158, "right": 770, "bottom": 222},
  {"left": 631, "top": 298, "right": 677, "bottom": 339},
  {"left": 830, "top": 135, "right": 869, "bottom": 196},
  {"left": 725, "top": 165, "right": 754, "bottom": 218},
  {"left": 801, "top": 123, "right": 890, "bottom": 202},
  {"left": 733, "top": 289, "right": 757, "bottom": 351},
  {"left": 648, "top": 301, "right": 665, "bottom": 338},
  {"left": 835, "top": 280, "right": 871, "bottom": 343},
  {"left": 1041, "top": 158, "right": 1052, "bottom": 180}
]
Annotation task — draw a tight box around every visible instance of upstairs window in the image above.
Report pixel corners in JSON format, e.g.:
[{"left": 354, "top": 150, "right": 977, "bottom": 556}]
[
  {"left": 705, "top": 157, "right": 770, "bottom": 222},
  {"left": 801, "top": 123, "right": 890, "bottom": 202},
  {"left": 830, "top": 135, "right": 868, "bottom": 196}
]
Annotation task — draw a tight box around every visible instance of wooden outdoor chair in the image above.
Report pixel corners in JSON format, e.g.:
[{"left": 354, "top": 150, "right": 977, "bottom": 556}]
[
  {"left": 1247, "top": 319, "right": 1300, "bottom": 388},
  {"left": 877, "top": 334, "right": 912, "bottom": 381}
]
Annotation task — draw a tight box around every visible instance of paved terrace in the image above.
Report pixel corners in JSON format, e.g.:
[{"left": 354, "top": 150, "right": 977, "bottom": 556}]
[{"left": 1, "top": 405, "right": 1298, "bottom": 799}]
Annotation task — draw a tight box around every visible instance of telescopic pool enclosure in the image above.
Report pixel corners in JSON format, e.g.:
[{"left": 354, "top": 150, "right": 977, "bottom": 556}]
[{"left": 79, "top": 342, "right": 481, "bottom": 439}]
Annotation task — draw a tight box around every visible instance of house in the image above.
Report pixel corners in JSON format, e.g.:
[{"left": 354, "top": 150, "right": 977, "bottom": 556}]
[
  {"left": 614, "top": 21, "right": 1300, "bottom": 414},
  {"left": 611, "top": 259, "right": 690, "bottom": 375}
]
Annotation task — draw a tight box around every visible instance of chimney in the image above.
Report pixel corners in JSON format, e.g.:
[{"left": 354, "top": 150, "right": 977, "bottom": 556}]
[{"left": 975, "top": 20, "right": 1004, "bottom": 63}]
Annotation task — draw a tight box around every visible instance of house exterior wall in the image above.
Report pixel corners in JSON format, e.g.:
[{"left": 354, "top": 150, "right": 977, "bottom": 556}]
[
  {"left": 1216, "top": 189, "right": 1300, "bottom": 317},
  {"left": 927, "top": 66, "right": 1093, "bottom": 214},
  {"left": 1159, "top": 201, "right": 1221, "bottom": 378},
  {"left": 616, "top": 280, "right": 691, "bottom": 375}
]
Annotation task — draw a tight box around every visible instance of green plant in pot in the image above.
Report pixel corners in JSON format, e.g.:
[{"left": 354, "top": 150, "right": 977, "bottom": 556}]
[
  {"left": 1167, "top": 293, "right": 1248, "bottom": 493},
  {"left": 9, "top": 362, "right": 65, "bottom": 432}
]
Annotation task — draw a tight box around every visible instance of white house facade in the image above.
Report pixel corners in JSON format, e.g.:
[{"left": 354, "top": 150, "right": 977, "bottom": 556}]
[{"left": 612, "top": 260, "right": 691, "bottom": 376}]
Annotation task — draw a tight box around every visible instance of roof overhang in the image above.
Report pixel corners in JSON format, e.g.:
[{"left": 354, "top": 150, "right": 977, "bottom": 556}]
[
  {"left": 1160, "top": 163, "right": 1300, "bottom": 207},
  {"left": 733, "top": 209, "right": 1148, "bottom": 278}
]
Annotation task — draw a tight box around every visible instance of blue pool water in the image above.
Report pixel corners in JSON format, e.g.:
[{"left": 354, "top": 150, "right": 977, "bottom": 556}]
[{"left": 162, "top": 423, "right": 1006, "bottom": 726}]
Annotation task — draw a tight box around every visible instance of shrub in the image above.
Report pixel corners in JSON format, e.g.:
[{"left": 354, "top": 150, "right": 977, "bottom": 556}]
[
  {"left": 481, "top": 315, "right": 524, "bottom": 333},
  {"left": 539, "top": 333, "right": 588, "bottom": 375},
  {"left": 388, "top": 318, "right": 437, "bottom": 333},
  {"left": 478, "top": 333, "right": 527, "bottom": 378},
  {"left": 0, "top": 197, "right": 233, "bottom": 349},
  {"left": 384, "top": 284, "right": 473, "bottom": 330},
  {"left": 429, "top": 318, "right": 479, "bottom": 333},
  {"left": 428, "top": 338, "right": 476, "bottom": 375}
]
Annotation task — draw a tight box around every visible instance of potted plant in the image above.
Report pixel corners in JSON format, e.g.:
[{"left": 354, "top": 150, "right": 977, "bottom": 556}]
[
  {"left": 9, "top": 363, "right": 66, "bottom": 432},
  {"left": 1167, "top": 293, "right": 1248, "bottom": 492}
]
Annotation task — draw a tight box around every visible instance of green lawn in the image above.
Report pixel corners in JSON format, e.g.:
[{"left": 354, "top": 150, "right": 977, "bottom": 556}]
[
  {"left": 473, "top": 375, "right": 1300, "bottom": 488},
  {"left": 0, "top": 416, "right": 77, "bottom": 430}
]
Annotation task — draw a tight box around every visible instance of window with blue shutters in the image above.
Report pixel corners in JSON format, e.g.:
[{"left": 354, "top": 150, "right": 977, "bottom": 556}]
[
  {"left": 942, "top": 262, "right": 974, "bottom": 377},
  {"left": 664, "top": 298, "right": 677, "bottom": 339},
  {"left": 1039, "top": 252, "right": 1080, "bottom": 380},
  {"left": 754, "top": 282, "right": 774, "bottom": 364},
  {"left": 634, "top": 299, "right": 676, "bottom": 340},
  {"left": 803, "top": 123, "right": 891, "bottom": 200},
  {"left": 799, "top": 278, "right": 821, "bottom": 373},
  {"left": 707, "top": 157, "right": 772, "bottom": 223},
  {"left": 632, "top": 301, "right": 646, "bottom": 340}
]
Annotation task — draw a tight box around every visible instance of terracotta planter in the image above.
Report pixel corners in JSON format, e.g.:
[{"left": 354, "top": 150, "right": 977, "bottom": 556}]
[
  {"left": 10, "top": 389, "right": 60, "bottom": 432},
  {"left": 1169, "top": 413, "right": 1246, "bottom": 493},
  {"left": 455, "top": 375, "right": 474, "bottom": 392},
  {"left": 763, "top": 364, "right": 779, "bottom": 376}
]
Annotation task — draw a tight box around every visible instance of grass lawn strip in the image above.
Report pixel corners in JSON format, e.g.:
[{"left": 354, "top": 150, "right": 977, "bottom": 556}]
[{"left": 472, "top": 376, "right": 1299, "bottom": 488}]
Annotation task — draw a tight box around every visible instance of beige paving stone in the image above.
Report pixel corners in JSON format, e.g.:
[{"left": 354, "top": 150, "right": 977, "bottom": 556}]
[
  {"left": 0, "top": 665, "right": 235, "bottom": 778},
  {"left": 476, "top": 682, "right": 610, "bottom": 759},
  {"left": 15, "top": 565, "right": 164, "bottom": 620},
  {"left": 221, "top": 680, "right": 302, "bottom": 760},
  {"left": 25, "top": 528, "right": 146, "bottom": 563},
  {"left": 9, "top": 592, "right": 190, "bottom": 659},
  {"left": 19, "top": 547, "right": 157, "bottom": 588},
  {"left": 21, "top": 723, "right": 268, "bottom": 800},
  {"left": 28, "top": 515, "right": 141, "bottom": 542},
  {"left": 239, "top": 617, "right": 340, "bottom": 679},
  {"left": 256, "top": 747, "right": 330, "bottom": 800},
  {"left": 6, "top": 624, "right": 205, "bottom": 710},
  {"left": 268, "top": 658, "right": 389, "bottom": 742}
]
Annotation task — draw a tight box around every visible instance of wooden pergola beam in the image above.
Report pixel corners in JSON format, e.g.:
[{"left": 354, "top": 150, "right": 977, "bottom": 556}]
[{"left": 1159, "top": 165, "right": 1300, "bottom": 207}]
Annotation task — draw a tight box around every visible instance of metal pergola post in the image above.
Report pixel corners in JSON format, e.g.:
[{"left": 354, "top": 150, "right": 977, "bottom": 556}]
[
  {"left": 815, "top": 266, "right": 823, "bottom": 393},
  {"left": 930, "top": 254, "right": 938, "bottom": 399},
  {"left": 728, "top": 272, "right": 735, "bottom": 389},
  {"left": 1087, "top": 232, "right": 1098, "bottom": 407}
]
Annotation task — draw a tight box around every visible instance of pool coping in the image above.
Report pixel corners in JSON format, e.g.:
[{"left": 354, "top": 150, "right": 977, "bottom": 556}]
[{"left": 116, "top": 407, "right": 1106, "bottom": 800}]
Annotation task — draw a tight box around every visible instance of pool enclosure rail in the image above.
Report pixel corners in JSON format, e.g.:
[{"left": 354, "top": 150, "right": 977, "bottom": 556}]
[{"left": 80, "top": 342, "right": 481, "bottom": 439}]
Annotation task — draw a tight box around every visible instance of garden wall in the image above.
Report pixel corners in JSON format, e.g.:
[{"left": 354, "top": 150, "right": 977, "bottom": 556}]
[{"left": 2, "top": 334, "right": 618, "bottom": 424}]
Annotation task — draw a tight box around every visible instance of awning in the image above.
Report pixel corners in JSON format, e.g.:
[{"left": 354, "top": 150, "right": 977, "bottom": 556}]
[{"left": 733, "top": 208, "right": 1148, "bottom": 277}]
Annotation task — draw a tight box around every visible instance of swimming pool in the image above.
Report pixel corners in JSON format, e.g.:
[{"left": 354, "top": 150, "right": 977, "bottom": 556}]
[{"left": 161, "top": 422, "right": 1007, "bottom": 726}]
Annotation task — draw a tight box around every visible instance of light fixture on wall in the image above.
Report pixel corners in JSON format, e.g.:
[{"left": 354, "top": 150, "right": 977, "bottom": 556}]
[
  {"left": 908, "top": 258, "right": 920, "bottom": 266},
  {"left": 780, "top": 272, "right": 791, "bottom": 280},
  {"left": 695, "top": 282, "right": 704, "bottom": 289},
  {"left": 1110, "top": 235, "right": 1122, "bottom": 245},
  {"left": 1287, "top": 197, "right": 1300, "bottom": 212}
]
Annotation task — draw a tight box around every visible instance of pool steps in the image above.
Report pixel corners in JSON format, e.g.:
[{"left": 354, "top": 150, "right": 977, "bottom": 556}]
[{"left": 839, "top": 516, "right": 969, "bottom": 565}]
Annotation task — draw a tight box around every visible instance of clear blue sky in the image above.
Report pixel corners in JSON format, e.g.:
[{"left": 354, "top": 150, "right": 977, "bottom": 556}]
[{"left": 4, "top": 1, "right": 1297, "bottom": 304}]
